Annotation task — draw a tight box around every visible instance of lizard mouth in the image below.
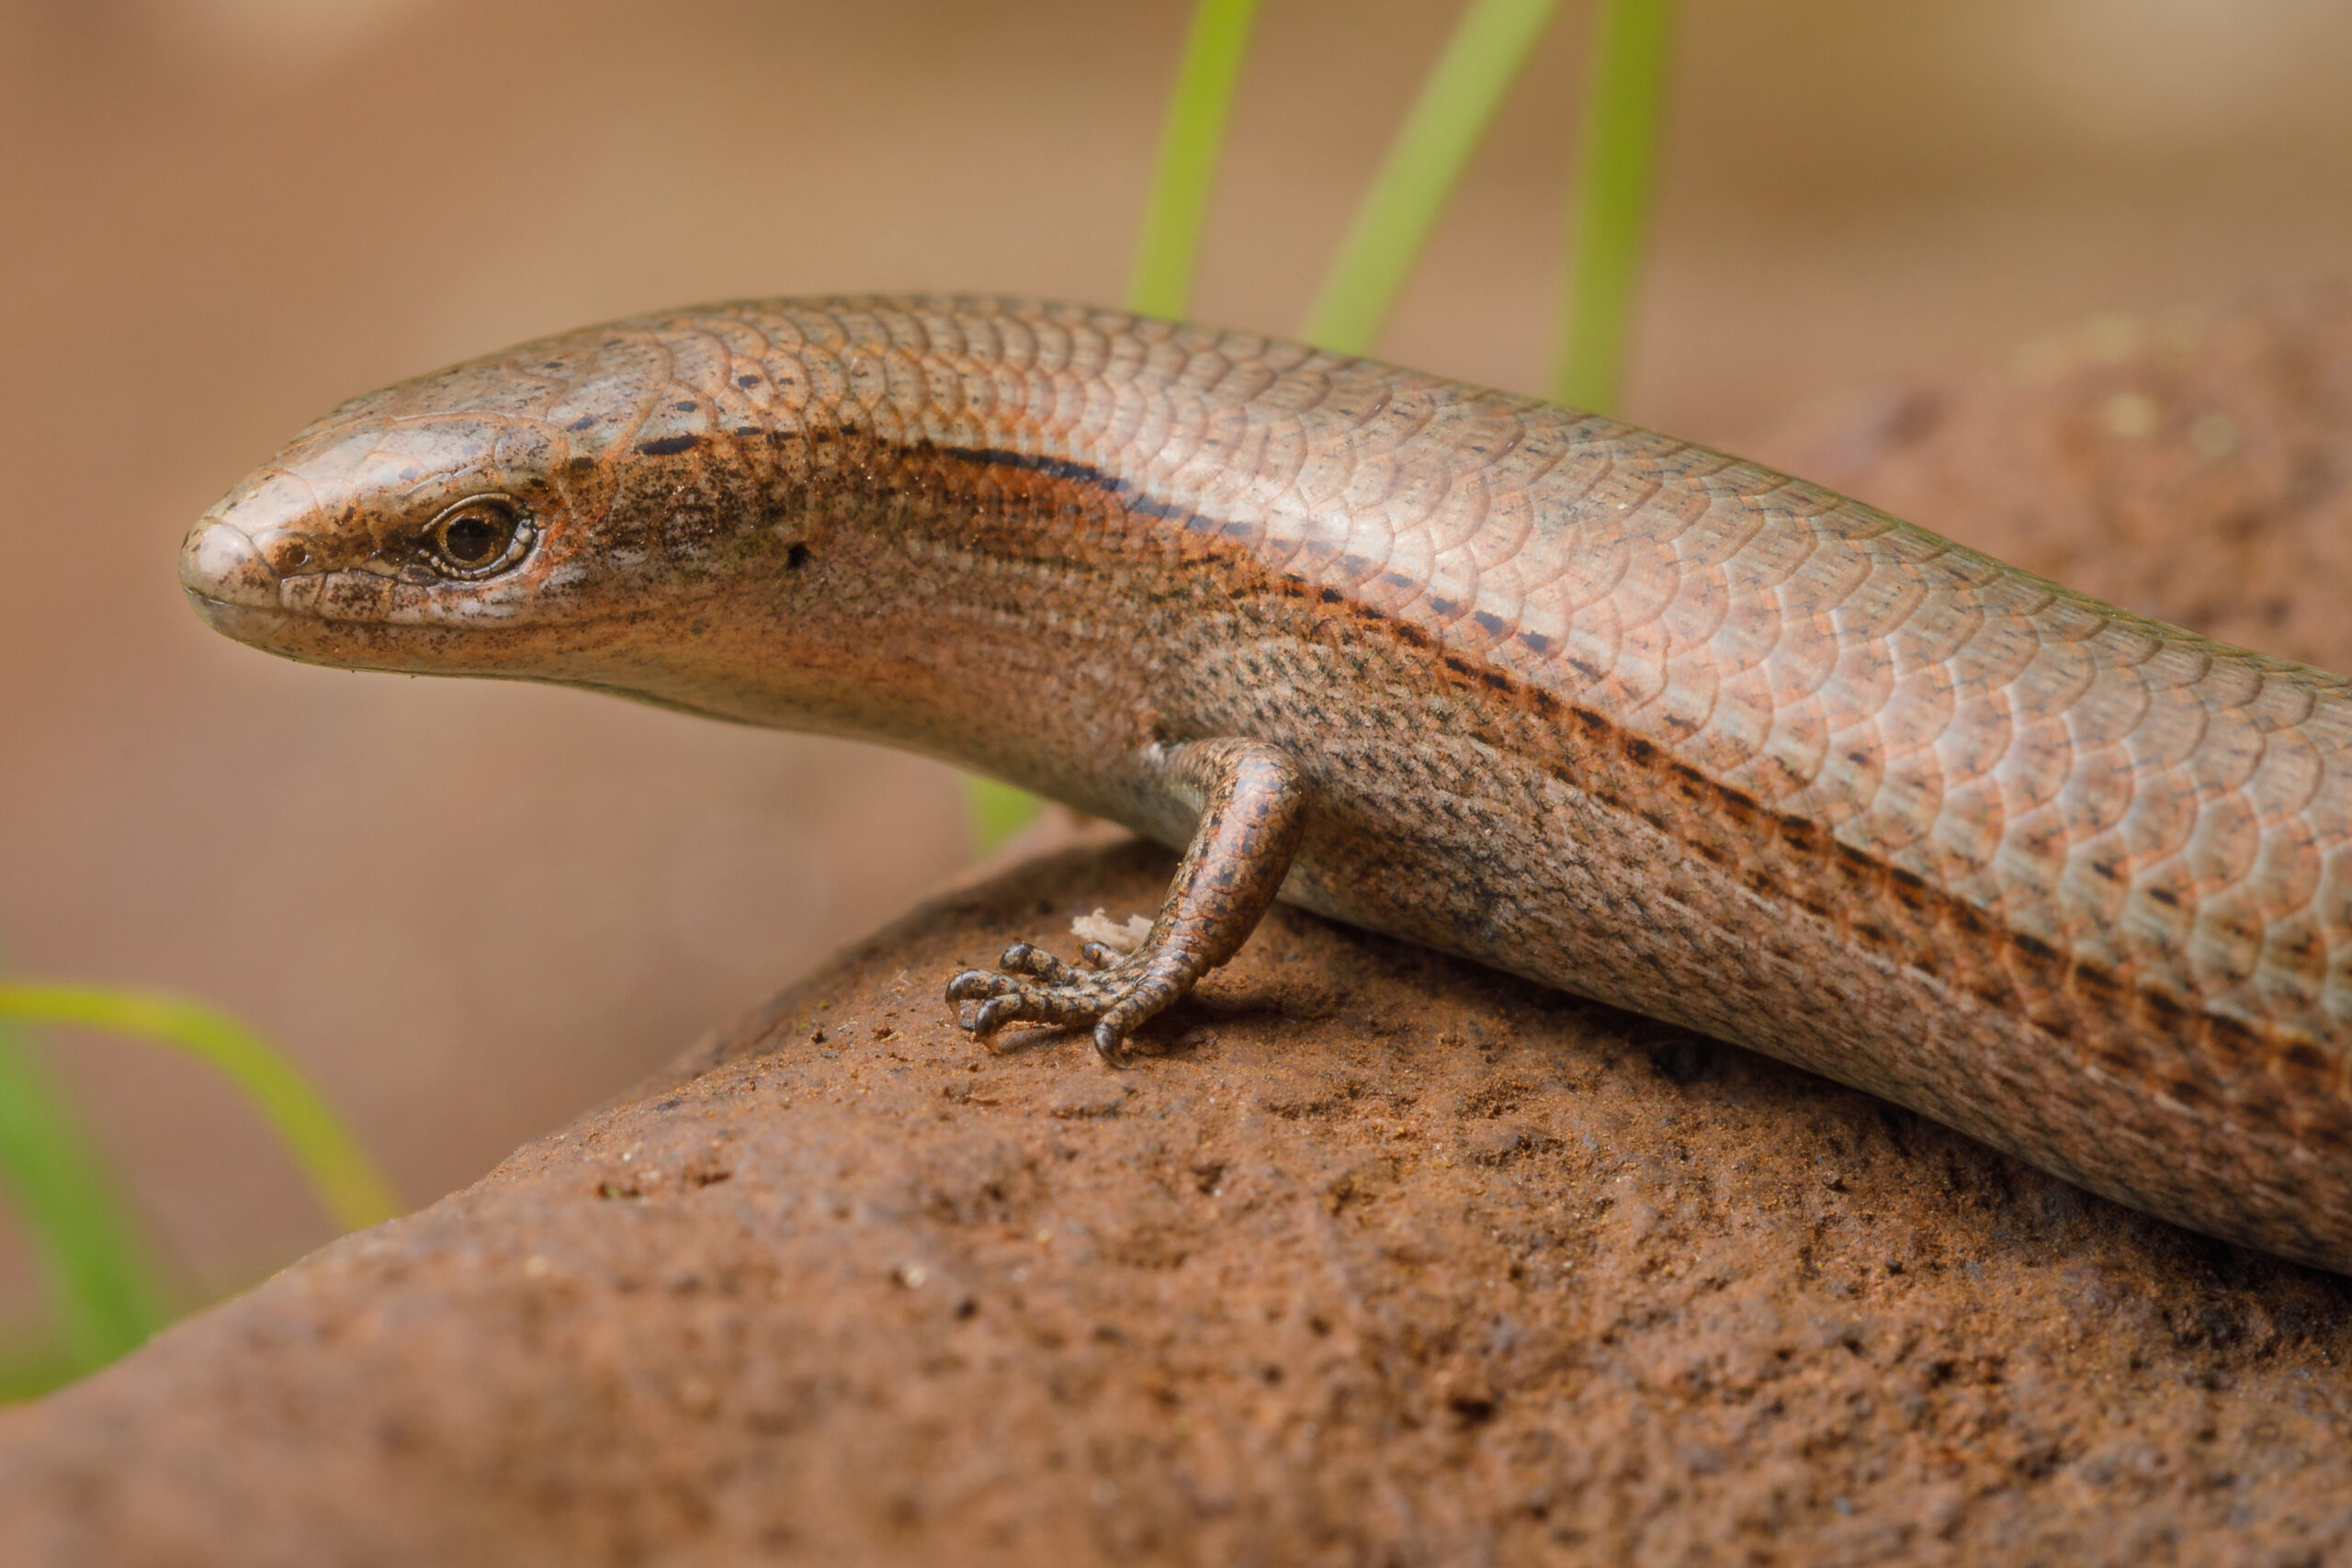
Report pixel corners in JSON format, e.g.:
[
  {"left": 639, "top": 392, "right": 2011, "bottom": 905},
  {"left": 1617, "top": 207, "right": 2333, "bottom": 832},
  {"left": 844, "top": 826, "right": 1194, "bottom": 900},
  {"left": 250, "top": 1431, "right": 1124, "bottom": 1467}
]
[
  {"left": 181, "top": 584, "right": 296, "bottom": 646},
  {"left": 178, "top": 583, "right": 470, "bottom": 676},
  {"left": 179, "top": 515, "right": 516, "bottom": 649}
]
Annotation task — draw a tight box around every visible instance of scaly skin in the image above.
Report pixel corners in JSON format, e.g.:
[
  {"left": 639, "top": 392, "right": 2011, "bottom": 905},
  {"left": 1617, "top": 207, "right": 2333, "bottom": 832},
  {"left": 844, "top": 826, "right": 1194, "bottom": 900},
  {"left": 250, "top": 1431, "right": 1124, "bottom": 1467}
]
[{"left": 180, "top": 297, "right": 2352, "bottom": 1271}]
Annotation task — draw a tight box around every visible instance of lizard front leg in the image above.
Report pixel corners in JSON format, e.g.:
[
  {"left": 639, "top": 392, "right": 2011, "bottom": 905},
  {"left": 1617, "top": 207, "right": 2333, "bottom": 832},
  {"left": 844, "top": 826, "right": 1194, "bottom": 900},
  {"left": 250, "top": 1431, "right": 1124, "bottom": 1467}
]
[{"left": 945, "top": 739, "right": 1309, "bottom": 1064}]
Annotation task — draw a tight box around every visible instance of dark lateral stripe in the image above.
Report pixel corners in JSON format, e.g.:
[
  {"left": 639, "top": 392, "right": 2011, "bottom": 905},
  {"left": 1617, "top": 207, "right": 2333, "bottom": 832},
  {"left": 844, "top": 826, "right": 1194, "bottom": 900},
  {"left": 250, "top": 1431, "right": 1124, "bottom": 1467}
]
[
  {"left": 948, "top": 445, "right": 1131, "bottom": 494},
  {"left": 939, "top": 444, "right": 1241, "bottom": 537},
  {"left": 637, "top": 434, "right": 699, "bottom": 457}
]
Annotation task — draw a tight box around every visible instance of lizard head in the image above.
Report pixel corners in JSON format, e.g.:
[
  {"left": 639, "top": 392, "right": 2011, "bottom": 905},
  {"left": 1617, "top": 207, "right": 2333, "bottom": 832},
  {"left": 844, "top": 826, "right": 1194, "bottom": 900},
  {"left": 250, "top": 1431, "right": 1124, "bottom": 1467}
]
[
  {"left": 182, "top": 300, "right": 1073, "bottom": 744},
  {"left": 182, "top": 333, "right": 653, "bottom": 679},
  {"left": 178, "top": 317, "right": 819, "bottom": 715}
]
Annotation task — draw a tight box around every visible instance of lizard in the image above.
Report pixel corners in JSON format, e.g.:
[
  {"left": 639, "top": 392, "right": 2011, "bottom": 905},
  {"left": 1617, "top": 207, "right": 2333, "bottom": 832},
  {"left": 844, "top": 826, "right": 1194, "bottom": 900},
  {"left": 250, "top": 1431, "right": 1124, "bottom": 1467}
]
[{"left": 178, "top": 296, "right": 2352, "bottom": 1272}]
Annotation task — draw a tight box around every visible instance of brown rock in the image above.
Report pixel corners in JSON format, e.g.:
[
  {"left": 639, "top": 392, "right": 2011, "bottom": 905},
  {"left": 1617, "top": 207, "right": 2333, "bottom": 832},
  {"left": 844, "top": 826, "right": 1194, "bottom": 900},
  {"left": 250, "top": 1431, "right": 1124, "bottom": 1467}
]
[
  {"left": 1, "top": 839, "right": 2349, "bottom": 1564},
  {"left": 9, "top": 288, "right": 2352, "bottom": 1563}
]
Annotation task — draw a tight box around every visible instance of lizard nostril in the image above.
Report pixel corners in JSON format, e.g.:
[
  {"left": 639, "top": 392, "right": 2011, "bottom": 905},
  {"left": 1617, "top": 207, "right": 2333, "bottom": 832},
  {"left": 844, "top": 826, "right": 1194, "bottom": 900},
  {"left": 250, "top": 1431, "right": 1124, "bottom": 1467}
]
[
  {"left": 177, "top": 521, "right": 281, "bottom": 609},
  {"left": 262, "top": 534, "right": 316, "bottom": 575}
]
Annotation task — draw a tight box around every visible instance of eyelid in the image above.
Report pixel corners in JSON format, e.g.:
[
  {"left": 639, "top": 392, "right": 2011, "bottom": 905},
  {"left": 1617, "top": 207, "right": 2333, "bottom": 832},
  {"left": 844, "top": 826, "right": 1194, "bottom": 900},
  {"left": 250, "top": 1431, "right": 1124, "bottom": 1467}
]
[{"left": 421, "top": 494, "right": 535, "bottom": 581}]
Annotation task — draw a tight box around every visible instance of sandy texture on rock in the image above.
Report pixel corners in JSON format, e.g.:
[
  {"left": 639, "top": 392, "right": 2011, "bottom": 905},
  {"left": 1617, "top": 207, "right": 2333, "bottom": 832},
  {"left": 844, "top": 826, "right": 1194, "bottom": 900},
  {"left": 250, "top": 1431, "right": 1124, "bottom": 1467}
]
[{"left": 6, "top": 288, "right": 2352, "bottom": 1564}]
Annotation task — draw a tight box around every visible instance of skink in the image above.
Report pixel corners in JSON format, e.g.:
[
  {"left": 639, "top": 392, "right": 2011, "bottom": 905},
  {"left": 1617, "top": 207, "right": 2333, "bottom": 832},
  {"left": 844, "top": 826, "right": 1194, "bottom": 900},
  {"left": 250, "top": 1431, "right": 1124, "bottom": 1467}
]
[{"left": 178, "top": 297, "right": 2352, "bottom": 1272}]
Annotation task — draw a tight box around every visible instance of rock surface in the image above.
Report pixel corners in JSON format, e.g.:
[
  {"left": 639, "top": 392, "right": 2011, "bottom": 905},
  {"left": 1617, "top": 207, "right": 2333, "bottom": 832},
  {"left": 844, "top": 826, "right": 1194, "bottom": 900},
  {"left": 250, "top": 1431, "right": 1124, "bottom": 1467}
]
[
  {"left": 3, "top": 842, "right": 2349, "bottom": 1566},
  {"left": 6, "top": 288, "right": 2352, "bottom": 1565}
]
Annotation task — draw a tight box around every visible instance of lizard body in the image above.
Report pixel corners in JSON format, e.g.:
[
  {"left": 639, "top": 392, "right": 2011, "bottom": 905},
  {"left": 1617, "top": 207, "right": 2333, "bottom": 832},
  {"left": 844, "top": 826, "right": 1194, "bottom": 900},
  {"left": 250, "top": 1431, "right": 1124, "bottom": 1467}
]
[{"left": 181, "top": 297, "right": 2352, "bottom": 1271}]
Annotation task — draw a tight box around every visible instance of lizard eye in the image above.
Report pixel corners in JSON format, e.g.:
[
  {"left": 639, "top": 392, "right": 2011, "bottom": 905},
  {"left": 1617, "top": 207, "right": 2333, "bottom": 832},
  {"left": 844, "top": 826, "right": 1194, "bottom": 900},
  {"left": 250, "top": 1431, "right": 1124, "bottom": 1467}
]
[{"left": 422, "top": 496, "right": 532, "bottom": 581}]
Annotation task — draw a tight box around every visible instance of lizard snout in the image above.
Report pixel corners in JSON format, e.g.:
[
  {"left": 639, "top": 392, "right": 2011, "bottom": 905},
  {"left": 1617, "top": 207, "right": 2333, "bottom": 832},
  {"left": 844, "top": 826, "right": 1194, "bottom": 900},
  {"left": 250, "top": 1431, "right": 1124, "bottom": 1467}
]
[{"left": 179, "top": 518, "right": 280, "bottom": 611}]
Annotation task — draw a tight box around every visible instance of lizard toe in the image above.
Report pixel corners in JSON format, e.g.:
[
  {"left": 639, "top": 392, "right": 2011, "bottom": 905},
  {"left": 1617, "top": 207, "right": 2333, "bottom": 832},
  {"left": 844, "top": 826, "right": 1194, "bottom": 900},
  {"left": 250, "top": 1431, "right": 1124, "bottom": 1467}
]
[{"left": 944, "top": 967, "right": 1023, "bottom": 1004}]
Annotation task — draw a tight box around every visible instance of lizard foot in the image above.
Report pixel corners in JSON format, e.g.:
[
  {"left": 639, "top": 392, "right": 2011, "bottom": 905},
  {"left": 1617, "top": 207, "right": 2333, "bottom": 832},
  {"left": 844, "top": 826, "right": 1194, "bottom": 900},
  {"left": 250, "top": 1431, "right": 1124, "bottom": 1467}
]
[
  {"left": 945, "top": 936, "right": 1198, "bottom": 1064},
  {"left": 942, "top": 739, "right": 1309, "bottom": 1066}
]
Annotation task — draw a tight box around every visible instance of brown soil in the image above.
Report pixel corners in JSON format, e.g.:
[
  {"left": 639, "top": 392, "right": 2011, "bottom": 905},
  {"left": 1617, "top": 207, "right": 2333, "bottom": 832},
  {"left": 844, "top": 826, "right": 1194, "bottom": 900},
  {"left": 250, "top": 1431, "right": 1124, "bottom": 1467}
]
[{"left": 3, "top": 286, "right": 2352, "bottom": 1563}]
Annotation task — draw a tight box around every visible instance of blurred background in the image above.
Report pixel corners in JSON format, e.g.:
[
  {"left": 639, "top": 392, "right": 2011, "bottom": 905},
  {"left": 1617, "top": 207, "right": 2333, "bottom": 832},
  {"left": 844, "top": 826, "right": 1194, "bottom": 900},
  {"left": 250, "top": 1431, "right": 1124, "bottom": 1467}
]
[{"left": 2, "top": 0, "right": 2348, "bottom": 1343}]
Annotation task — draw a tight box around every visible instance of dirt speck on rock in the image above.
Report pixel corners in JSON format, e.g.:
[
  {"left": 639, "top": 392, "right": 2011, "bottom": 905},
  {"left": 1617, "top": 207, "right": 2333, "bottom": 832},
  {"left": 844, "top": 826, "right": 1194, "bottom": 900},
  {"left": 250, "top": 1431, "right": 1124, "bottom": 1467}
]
[{"left": 6, "top": 288, "right": 2352, "bottom": 1564}]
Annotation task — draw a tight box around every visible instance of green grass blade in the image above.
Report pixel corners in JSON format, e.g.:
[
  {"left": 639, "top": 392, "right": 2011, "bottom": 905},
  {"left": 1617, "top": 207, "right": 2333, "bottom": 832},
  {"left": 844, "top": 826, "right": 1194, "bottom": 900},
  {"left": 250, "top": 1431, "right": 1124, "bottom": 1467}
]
[
  {"left": 0, "top": 1332, "right": 86, "bottom": 1403},
  {"left": 1551, "top": 0, "right": 1674, "bottom": 412},
  {"left": 1302, "top": 0, "right": 1566, "bottom": 355},
  {"left": 963, "top": 777, "right": 1044, "bottom": 858},
  {"left": 967, "top": 777, "right": 1046, "bottom": 856},
  {"left": 0, "top": 986, "right": 401, "bottom": 1234},
  {"left": 1128, "top": 0, "right": 1261, "bottom": 318},
  {"left": 0, "top": 1021, "right": 172, "bottom": 1374}
]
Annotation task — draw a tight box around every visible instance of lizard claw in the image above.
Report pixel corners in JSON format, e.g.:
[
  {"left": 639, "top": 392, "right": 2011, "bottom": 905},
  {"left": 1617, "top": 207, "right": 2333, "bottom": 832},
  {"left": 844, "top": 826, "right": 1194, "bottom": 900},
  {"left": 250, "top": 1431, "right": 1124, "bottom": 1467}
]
[{"left": 944, "top": 929, "right": 1197, "bottom": 1065}]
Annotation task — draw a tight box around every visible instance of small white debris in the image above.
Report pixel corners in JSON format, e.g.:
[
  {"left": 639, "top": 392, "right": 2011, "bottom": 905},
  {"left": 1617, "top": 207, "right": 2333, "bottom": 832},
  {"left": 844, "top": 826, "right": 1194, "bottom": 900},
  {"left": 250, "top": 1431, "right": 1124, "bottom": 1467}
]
[{"left": 1071, "top": 908, "right": 1152, "bottom": 953}]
